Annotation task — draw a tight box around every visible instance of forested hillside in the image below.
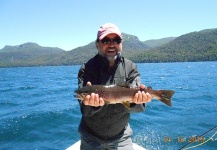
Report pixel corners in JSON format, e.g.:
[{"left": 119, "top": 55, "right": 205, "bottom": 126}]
[
  {"left": 0, "top": 28, "right": 216, "bottom": 67},
  {"left": 130, "top": 29, "right": 217, "bottom": 63}
]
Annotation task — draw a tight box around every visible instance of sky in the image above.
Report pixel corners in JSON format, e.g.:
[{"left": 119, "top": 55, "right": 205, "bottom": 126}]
[{"left": 1, "top": 0, "right": 217, "bottom": 51}]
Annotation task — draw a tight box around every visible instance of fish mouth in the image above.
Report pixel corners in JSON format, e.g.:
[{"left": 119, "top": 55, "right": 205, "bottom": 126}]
[{"left": 74, "top": 94, "right": 84, "bottom": 100}]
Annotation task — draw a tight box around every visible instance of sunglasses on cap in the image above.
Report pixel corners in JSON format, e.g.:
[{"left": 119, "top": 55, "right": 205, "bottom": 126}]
[{"left": 100, "top": 37, "right": 122, "bottom": 45}]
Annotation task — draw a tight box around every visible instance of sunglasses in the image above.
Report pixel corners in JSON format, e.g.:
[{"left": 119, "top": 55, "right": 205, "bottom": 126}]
[{"left": 100, "top": 37, "right": 122, "bottom": 45}]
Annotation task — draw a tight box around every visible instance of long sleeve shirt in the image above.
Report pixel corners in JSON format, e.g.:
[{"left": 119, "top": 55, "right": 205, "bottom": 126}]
[{"left": 77, "top": 54, "right": 145, "bottom": 140}]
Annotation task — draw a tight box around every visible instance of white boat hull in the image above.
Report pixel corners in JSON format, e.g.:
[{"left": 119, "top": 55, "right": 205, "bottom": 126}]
[{"left": 66, "top": 140, "right": 146, "bottom": 150}]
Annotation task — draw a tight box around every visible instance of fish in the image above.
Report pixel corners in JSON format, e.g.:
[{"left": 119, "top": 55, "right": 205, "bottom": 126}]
[{"left": 74, "top": 84, "right": 175, "bottom": 107}]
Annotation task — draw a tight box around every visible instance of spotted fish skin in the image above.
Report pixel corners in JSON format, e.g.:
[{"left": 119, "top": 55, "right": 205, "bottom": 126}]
[{"left": 74, "top": 85, "right": 175, "bottom": 106}]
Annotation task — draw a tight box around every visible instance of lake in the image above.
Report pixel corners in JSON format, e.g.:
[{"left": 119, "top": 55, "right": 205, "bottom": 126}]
[{"left": 0, "top": 62, "right": 216, "bottom": 150}]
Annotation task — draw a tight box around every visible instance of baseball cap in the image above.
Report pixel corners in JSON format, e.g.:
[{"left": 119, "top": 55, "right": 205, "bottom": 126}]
[{"left": 97, "top": 23, "right": 122, "bottom": 40}]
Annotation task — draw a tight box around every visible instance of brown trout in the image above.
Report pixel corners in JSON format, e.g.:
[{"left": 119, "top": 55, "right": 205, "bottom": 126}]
[{"left": 74, "top": 85, "right": 175, "bottom": 107}]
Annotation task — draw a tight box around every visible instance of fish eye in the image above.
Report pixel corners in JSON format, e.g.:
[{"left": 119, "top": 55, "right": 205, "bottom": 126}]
[{"left": 81, "top": 93, "right": 88, "bottom": 96}]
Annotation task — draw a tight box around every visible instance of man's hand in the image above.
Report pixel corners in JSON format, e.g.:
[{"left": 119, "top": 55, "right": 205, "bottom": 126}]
[
  {"left": 132, "top": 84, "right": 152, "bottom": 104},
  {"left": 83, "top": 82, "right": 105, "bottom": 107}
]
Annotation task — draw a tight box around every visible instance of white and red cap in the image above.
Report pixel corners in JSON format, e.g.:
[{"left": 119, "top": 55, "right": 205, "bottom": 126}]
[{"left": 97, "top": 23, "right": 122, "bottom": 40}]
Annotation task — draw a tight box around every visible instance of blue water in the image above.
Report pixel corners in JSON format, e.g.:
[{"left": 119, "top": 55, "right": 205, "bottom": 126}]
[{"left": 0, "top": 62, "right": 216, "bottom": 150}]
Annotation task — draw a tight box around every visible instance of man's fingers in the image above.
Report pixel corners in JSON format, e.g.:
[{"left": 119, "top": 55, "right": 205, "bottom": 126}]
[
  {"left": 83, "top": 93, "right": 104, "bottom": 107},
  {"left": 99, "top": 98, "right": 104, "bottom": 106},
  {"left": 83, "top": 95, "right": 90, "bottom": 105},
  {"left": 132, "top": 93, "right": 138, "bottom": 103},
  {"left": 141, "top": 91, "right": 147, "bottom": 102},
  {"left": 89, "top": 93, "right": 95, "bottom": 105},
  {"left": 146, "top": 93, "right": 152, "bottom": 102},
  {"left": 94, "top": 94, "right": 99, "bottom": 107},
  {"left": 140, "top": 84, "right": 146, "bottom": 90},
  {"left": 137, "top": 91, "right": 142, "bottom": 103},
  {"left": 87, "top": 82, "right": 92, "bottom": 86}
]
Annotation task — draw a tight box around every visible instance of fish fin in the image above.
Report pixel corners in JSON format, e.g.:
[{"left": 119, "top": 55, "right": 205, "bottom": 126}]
[
  {"left": 123, "top": 101, "right": 131, "bottom": 109},
  {"left": 158, "top": 90, "right": 175, "bottom": 106},
  {"left": 116, "top": 83, "right": 131, "bottom": 88}
]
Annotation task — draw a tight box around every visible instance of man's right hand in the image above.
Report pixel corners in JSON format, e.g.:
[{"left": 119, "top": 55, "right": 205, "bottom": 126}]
[{"left": 83, "top": 82, "right": 105, "bottom": 107}]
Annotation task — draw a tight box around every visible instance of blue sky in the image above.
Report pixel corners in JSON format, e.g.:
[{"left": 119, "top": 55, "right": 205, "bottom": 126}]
[{"left": 1, "top": 0, "right": 216, "bottom": 50}]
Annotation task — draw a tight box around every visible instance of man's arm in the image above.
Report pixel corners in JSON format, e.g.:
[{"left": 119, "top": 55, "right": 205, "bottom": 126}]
[{"left": 77, "top": 64, "right": 104, "bottom": 117}]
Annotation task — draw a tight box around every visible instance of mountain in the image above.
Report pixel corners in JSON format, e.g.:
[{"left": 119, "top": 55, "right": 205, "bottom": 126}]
[
  {"left": 0, "top": 34, "right": 149, "bottom": 67},
  {"left": 0, "top": 42, "right": 64, "bottom": 67},
  {"left": 43, "top": 33, "right": 150, "bottom": 65},
  {"left": 130, "top": 28, "right": 217, "bottom": 62},
  {"left": 1, "top": 42, "right": 63, "bottom": 53},
  {"left": 0, "top": 28, "right": 217, "bottom": 67},
  {"left": 143, "top": 37, "right": 176, "bottom": 48},
  {"left": 51, "top": 42, "right": 98, "bottom": 65}
]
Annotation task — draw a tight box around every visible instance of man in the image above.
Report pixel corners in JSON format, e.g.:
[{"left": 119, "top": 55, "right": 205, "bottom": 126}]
[{"left": 77, "top": 23, "right": 152, "bottom": 150}]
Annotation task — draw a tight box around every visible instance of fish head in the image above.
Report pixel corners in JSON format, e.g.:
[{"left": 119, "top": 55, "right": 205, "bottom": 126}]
[
  {"left": 74, "top": 86, "right": 95, "bottom": 100},
  {"left": 73, "top": 93, "right": 87, "bottom": 100}
]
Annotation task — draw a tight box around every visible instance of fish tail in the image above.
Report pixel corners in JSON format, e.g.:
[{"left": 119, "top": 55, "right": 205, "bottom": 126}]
[{"left": 158, "top": 90, "right": 175, "bottom": 106}]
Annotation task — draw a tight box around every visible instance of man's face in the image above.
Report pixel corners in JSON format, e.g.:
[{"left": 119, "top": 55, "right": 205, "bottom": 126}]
[{"left": 97, "top": 33, "right": 122, "bottom": 59}]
